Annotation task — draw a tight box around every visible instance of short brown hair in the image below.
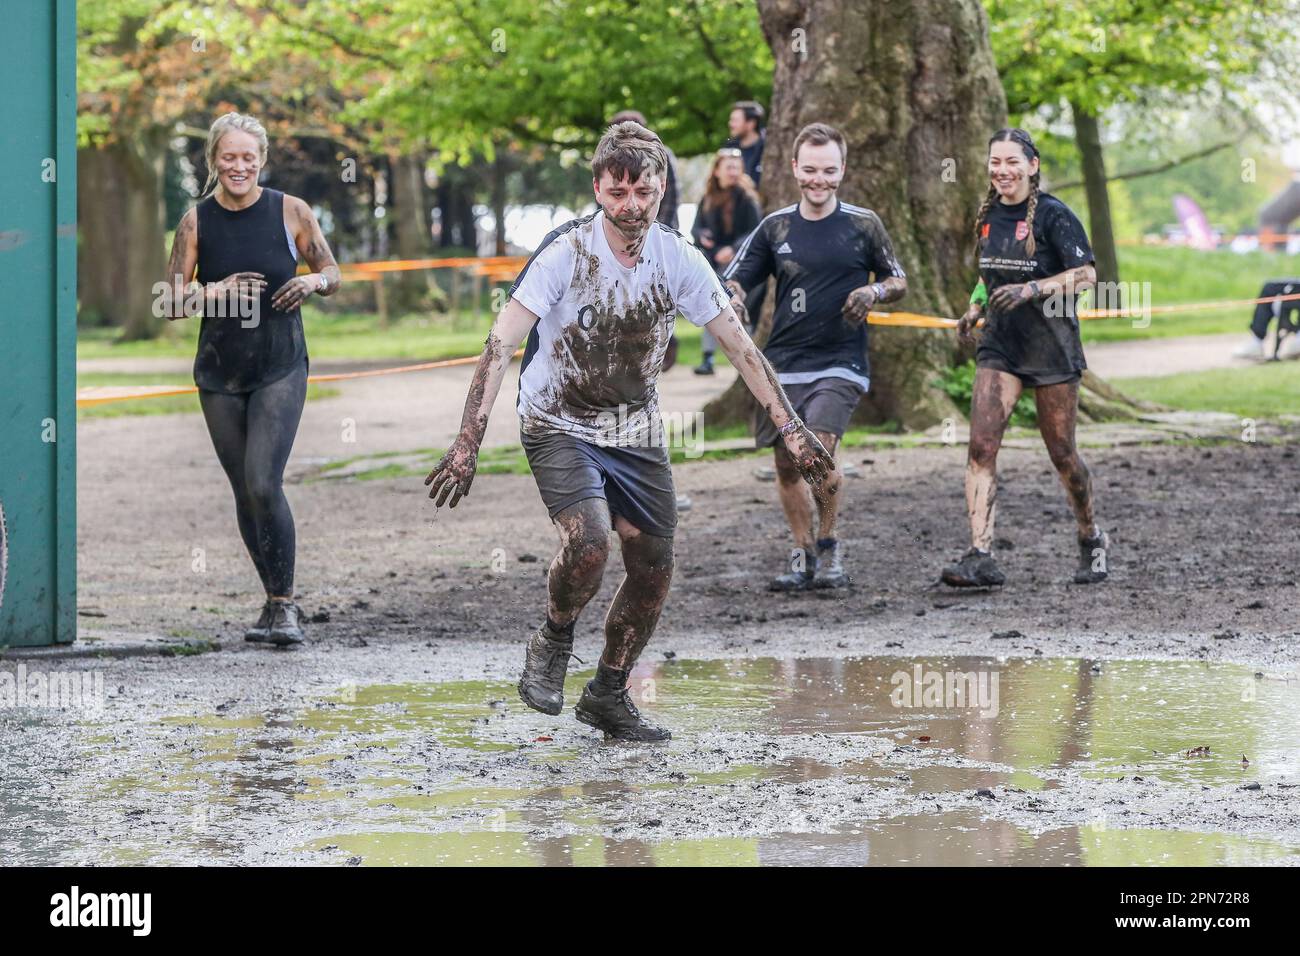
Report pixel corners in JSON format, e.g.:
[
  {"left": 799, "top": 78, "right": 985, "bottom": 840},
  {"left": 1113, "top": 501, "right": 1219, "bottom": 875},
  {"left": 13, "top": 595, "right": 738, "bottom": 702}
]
[
  {"left": 792, "top": 122, "right": 846, "bottom": 163},
  {"left": 592, "top": 121, "right": 669, "bottom": 184},
  {"left": 732, "top": 101, "right": 765, "bottom": 127}
]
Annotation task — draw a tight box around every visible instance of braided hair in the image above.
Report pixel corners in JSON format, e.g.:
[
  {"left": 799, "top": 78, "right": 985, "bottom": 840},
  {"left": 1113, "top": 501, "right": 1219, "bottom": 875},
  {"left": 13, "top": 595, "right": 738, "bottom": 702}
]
[{"left": 974, "top": 127, "right": 1041, "bottom": 261}]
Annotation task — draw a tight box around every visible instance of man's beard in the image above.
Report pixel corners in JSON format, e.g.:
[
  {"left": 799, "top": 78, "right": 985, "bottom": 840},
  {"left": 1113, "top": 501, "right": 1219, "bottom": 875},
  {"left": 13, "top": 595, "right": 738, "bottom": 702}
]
[{"left": 611, "top": 211, "right": 652, "bottom": 239}]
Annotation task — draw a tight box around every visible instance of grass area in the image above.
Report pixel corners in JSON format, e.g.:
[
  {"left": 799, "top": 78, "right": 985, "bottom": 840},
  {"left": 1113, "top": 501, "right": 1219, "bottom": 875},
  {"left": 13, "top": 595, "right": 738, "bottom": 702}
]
[
  {"left": 77, "top": 307, "right": 730, "bottom": 369},
  {"left": 1079, "top": 246, "right": 1300, "bottom": 344},
  {"left": 77, "top": 372, "right": 337, "bottom": 419},
  {"left": 1117, "top": 360, "right": 1300, "bottom": 419},
  {"left": 76, "top": 247, "right": 1300, "bottom": 367}
]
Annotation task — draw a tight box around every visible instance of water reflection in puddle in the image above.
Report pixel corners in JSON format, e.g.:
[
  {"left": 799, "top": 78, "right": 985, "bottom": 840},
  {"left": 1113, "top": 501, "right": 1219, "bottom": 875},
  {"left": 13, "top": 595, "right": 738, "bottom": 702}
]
[{"left": 10, "top": 655, "right": 1300, "bottom": 866}]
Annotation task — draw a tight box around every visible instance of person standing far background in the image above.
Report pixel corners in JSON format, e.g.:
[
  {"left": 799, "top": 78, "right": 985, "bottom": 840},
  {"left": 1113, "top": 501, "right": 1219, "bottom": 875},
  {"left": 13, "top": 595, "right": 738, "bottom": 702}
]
[
  {"left": 724, "top": 101, "right": 766, "bottom": 189},
  {"left": 692, "top": 148, "right": 762, "bottom": 375}
]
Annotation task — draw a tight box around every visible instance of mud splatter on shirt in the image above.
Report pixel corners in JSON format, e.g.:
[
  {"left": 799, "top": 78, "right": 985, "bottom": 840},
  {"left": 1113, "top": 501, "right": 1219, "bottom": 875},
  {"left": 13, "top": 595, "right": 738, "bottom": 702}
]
[
  {"left": 976, "top": 191, "right": 1093, "bottom": 382},
  {"left": 723, "top": 199, "right": 904, "bottom": 387},
  {"left": 510, "top": 212, "right": 727, "bottom": 447}
]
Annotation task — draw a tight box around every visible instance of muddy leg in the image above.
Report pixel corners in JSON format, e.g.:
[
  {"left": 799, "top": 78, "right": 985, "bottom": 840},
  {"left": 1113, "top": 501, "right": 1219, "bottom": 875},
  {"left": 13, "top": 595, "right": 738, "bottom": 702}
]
[
  {"left": 810, "top": 430, "right": 842, "bottom": 540},
  {"left": 966, "top": 368, "right": 1022, "bottom": 550},
  {"left": 546, "top": 498, "right": 612, "bottom": 629},
  {"left": 773, "top": 441, "right": 816, "bottom": 552},
  {"left": 1035, "top": 380, "right": 1097, "bottom": 537},
  {"left": 599, "top": 515, "right": 674, "bottom": 670}
]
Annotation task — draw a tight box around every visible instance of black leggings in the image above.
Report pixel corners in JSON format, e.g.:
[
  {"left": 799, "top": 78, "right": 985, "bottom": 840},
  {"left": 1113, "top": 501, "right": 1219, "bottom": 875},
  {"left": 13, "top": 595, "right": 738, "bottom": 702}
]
[{"left": 199, "top": 362, "right": 307, "bottom": 598}]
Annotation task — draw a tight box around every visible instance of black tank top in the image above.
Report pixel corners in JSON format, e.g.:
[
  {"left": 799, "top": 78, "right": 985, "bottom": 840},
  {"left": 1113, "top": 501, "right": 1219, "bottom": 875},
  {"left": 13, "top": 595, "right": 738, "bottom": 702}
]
[{"left": 194, "top": 187, "right": 307, "bottom": 393}]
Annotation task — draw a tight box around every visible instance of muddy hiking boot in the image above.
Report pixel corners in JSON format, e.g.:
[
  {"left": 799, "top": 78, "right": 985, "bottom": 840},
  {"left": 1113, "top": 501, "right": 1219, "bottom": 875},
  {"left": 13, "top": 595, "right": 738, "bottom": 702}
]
[
  {"left": 941, "top": 548, "right": 1006, "bottom": 588},
  {"left": 1074, "top": 529, "right": 1111, "bottom": 584},
  {"left": 518, "top": 623, "right": 581, "bottom": 716},
  {"left": 575, "top": 676, "right": 671, "bottom": 743},
  {"left": 770, "top": 547, "right": 817, "bottom": 591},
  {"left": 267, "top": 600, "right": 305, "bottom": 646},
  {"left": 244, "top": 601, "right": 275, "bottom": 643},
  {"left": 813, "top": 538, "right": 850, "bottom": 589}
]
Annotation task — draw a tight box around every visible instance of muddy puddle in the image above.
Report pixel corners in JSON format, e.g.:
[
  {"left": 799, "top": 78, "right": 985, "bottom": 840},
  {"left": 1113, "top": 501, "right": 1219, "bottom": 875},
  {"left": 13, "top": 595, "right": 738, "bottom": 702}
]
[{"left": 4, "top": 656, "right": 1299, "bottom": 866}]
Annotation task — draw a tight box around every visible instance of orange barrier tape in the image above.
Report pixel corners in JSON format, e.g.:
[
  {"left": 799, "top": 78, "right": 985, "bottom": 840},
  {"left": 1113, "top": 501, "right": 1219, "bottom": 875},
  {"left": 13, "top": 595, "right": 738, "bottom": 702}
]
[
  {"left": 1079, "top": 290, "right": 1300, "bottom": 319},
  {"left": 75, "top": 385, "right": 206, "bottom": 407},
  {"left": 75, "top": 288, "right": 1300, "bottom": 407},
  {"left": 76, "top": 351, "right": 525, "bottom": 408},
  {"left": 343, "top": 255, "right": 527, "bottom": 274}
]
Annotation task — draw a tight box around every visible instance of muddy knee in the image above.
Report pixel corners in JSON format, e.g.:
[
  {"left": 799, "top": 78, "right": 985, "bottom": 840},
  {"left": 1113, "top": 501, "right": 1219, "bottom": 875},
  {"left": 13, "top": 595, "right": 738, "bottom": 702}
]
[
  {"left": 967, "top": 433, "right": 1001, "bottom": 470},
  {"left": 561, "top": 526, "right": 610, "bottom": 579},
  {"left": 624, "top": 533, "right": 674, "bottom": 591},
  {"left": 1045, "top": 439, "right": 1083, "bottom": 475},
  {"left": 553, "top": 500, "right": 613, "bottom": 581}
]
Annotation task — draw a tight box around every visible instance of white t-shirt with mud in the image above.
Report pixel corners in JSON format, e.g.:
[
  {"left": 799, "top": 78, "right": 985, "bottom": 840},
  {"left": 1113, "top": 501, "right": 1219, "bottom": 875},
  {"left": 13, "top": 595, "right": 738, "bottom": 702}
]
[{"left": 510, "top": 210, "right": 728, "bottom": 447}]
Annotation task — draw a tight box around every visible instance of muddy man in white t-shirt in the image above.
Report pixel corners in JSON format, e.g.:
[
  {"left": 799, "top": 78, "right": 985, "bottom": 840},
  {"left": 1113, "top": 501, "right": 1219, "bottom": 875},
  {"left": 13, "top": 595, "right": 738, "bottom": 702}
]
[{"left": 425, "top": 121, "right": 833, "bottom": 741}]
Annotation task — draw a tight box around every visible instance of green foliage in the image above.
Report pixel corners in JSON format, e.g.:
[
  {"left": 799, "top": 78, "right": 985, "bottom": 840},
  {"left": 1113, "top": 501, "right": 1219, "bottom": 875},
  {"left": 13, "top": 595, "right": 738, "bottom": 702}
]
[
  {"left": 937, "top": 360, "right": 1038, "bottom": 427},
  {"left": 984, "top": 0, "right": 1294, "bottom": 117},
  {"left": 250, "top": 0, "right": 772, "bottom": 158}
]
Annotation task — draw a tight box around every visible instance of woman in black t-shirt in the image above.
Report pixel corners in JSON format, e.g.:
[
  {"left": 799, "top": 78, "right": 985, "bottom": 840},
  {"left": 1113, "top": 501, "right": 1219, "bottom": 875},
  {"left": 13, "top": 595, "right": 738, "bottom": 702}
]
[
  {"left": 942, "top": 128, "right": 1110, "bottom": 589},
  {"left": 162, "top": 112, "right": 341, "bottom": 644}
]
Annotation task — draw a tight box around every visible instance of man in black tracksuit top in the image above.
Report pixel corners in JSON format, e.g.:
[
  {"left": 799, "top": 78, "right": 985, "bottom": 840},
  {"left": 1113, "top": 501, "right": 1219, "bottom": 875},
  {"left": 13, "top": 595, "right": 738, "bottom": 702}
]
[{"left": 722, "top": 122, "right": 907, "bottom": 592}]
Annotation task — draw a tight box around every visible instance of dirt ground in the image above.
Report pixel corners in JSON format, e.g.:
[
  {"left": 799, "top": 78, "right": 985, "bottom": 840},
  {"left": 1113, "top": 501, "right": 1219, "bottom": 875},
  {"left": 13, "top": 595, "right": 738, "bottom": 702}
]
[
  {"left": 3, "top": 357, "right": 1298, "bottom": 866},
  {"left": 72, "top": 364, "right": 1300, "bottom": 662}
]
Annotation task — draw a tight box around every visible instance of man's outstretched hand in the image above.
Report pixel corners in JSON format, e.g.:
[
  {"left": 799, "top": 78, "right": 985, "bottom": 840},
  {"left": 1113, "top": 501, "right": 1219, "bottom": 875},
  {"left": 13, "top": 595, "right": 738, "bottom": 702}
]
[
  {"left": 781, "top": 424, "right": 835, "bottom": 486},
  {"left": 424, "top": 435, "right": 480, "bottom": 508}
]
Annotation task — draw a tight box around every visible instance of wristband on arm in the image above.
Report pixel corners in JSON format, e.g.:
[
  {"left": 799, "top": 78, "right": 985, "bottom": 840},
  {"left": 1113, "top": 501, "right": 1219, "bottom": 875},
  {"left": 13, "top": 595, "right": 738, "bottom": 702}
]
[
  {"left": 969, "top": 280, "right": 988, "bottom": 308},
  {"left": 778, "top": 418, "right": 804, "bottom": 438}
]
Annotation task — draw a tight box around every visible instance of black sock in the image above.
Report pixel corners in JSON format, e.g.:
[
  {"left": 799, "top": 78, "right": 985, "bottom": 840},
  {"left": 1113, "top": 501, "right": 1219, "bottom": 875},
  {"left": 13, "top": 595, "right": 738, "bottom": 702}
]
[
  {"left": 592, "top": 662, "right": 628, "bottom": 694},
  {"left": 702, "top": 351, "right": 713, "bottom": 362},
  {"left": 544, "top": 617, "right": 575, "bottom": 642},
  {"left": 816, "top": 537, "right": 837, "bottom": 552}
]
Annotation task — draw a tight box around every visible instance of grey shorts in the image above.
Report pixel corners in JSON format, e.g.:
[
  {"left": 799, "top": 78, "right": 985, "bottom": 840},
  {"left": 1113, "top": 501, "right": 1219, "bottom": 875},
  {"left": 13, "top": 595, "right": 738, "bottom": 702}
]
[
  {"left": 753, "top": 375, "right": 866, "bottom": 448},
  {"left": 520, "top": 428, "right": 677, "bottom": 538}
]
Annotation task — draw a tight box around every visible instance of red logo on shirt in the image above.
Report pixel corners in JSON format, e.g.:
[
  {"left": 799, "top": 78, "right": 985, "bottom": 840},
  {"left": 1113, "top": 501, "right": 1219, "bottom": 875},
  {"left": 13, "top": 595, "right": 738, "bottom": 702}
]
[
  {"left": 981, "top": 223, "right": 990, "bottom": 239},
  {"left": 1015, "top": 220, "right": 1029, "bottom": 241}
]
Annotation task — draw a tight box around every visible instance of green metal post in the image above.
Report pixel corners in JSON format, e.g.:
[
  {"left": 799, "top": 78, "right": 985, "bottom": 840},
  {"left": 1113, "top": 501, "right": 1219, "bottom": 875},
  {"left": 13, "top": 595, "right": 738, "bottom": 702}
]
[{"left": 0, "top": 0, "right": 78, "bottom": 645}]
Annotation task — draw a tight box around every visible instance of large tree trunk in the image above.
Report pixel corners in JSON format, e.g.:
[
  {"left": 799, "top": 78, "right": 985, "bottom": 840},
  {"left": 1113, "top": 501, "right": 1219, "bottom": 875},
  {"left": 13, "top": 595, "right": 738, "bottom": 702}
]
[
  {"left": 491, "top": 150, "right": 508, "bottom": 256},
  {"left": 1070, "top": 102, "right": 1120, "bottom": 289},
  {"left": 388, "top": 150, "right": 435, "bottom": 313},
  {"left": 705, "top": 0, "right": 1006, "bottom": 430},
  {"left": 78, "top": 131, "right": 169, "bottom": 340}
]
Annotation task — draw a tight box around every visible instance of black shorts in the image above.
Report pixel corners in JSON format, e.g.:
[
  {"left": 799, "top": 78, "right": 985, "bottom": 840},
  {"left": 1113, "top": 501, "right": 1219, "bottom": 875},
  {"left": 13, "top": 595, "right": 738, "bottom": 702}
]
[
  {"left": 975, "top": 349, "right": 1083, "bottom": 388},
  {"left": 753, "top": 375, "right": 865, "bottom": 448},
  {"left": 520, "top": 428, "right": 677, "bottom": 538}
]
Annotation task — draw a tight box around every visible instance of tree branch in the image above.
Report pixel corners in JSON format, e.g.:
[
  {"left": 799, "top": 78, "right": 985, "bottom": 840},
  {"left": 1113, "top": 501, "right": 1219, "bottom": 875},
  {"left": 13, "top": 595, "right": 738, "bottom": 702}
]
[{"left": 1050, "top": 139, "right": 1238, "bottom": 190}]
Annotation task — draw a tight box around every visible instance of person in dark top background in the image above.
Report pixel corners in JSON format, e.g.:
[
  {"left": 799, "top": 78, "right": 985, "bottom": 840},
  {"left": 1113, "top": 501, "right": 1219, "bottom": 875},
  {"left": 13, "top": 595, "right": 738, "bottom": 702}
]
[
  {"left": 162, "top": 112, "right": 341, "bottom": 645},
  {"left": 692, "top": 147, "right": 762, "bottom": 374},
  {"left": 724, "top": 100, "right": 766, "bottom": 188},
  {"left": 943, "top": 127, "right": 1109, "bottom": 590},
  {"left": 723, "top": 122, "right": 907, "bottom": 592}
]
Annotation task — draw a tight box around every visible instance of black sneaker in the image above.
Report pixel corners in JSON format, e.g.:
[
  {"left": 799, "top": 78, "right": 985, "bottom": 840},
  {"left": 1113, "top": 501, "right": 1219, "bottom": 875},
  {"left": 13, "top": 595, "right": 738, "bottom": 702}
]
[
  {"left": 693, "top": 360, "right": 715, "bottom": 375},
  {"left": 770, "top": 547, "right": 817, "bottom": 591},
  {"left": 574, "top": 682, "right": 671, "bottom": 742},
  {"left": 244, "top": 601, "right": 274, "bottom": 643},
  {"left": 813, "top": 539, "right": 850, "bottom": 589},
  {"left": 267, "top": 601, "right": 304, "bottom": 646},
  {"left": 941, "top": 548, "right": 1006, "bottom": 588},
  {"left": 1074, "top": 529, "right": 1111, "bottom": 584},
  {"left": 517, "top": 624, "right": 578, "bottom": 716}
]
